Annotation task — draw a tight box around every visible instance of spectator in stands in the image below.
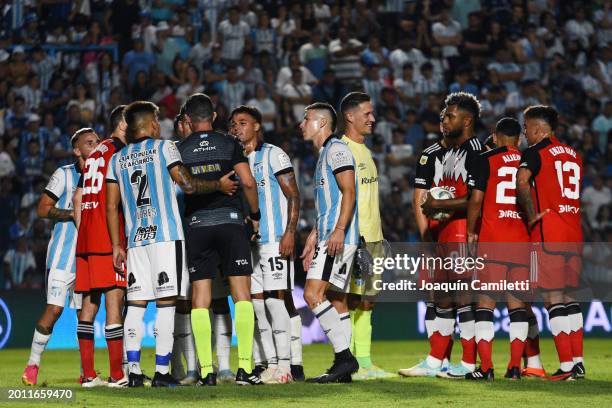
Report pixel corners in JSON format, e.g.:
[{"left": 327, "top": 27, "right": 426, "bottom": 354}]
[
  {"left": 122, "top": 38, "right": 155, "bottom": 87},
  {"left": 222, "top": 66, "right": 246, "bottom": 111},
  {"left": 189, "top": 30, "right": 213, "bottom": 72},
  {"left": 276, "top": 52, "right": 317, "bottom": 92},
  {"left": 247, "top": 84, "right": 276, "bottom": 134},
  {"left": 328, "top": 26, "right": 364, "bottom": 85},
  {"left": 389, "top": 37, "right": 426, "bottom": 81},
  {"left": 239, "top": 52, "right": 263, "bottom": 99},
  {"left": 3, "top": 237, "right": 36, "bottom": 289},
  {"left": 176, "top": 64, "right": 204, "bottom": 105},
  {"left": 583, "top": 176, "right": 612, "bottom": 228},
  {"left": 299, "top": 31, "right": 327, "bottom": 79},
  {"left": 218, "top": 6, "right": 251, "bottom": 66},
  {"left": 280, "top": 68, "right": 312, "bottom": 123},
  {"left": 312, "top": 68, "right": 346, "bottom": 109},
  {"left": 251, "top": 11, "right": 277, "bottom": 56}
]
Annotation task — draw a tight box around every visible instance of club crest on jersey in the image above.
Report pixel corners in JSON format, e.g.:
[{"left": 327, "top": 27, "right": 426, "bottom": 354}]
[
  {"left": 419, "top": 155, "right": 428, "bottom": 165},
  {"left": 134, "top": 225, "right": 158, "bottom": 242}
]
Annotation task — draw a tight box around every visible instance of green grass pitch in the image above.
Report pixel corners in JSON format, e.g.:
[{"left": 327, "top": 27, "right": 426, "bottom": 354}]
[{"left": 1, "top": 339, "right": 611, "bottom": 408}]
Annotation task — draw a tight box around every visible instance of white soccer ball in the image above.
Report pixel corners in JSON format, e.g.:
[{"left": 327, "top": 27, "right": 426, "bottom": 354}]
[{"left": 422, "top": 186, "right": 455, "bottom": 221}]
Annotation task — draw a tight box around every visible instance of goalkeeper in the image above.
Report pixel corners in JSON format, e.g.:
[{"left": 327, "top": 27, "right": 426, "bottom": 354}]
[{"left": 340, "top": 92, "right": 395, "bottom": 380}]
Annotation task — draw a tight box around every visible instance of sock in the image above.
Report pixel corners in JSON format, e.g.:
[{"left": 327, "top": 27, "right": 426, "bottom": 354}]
[
  {"left": 457, "top": 304, "right": 476, "bottom": 369},
  {"left": 443, "top": 339, "right": 454, "bottom": 366},
  {"left": 252, "top": 299, "right": 276, "bottom": 366},
  {"left": 28, "top": 329, "right": 51, "bottom": 366},
  {"left": 547, "top": 303, "right": 574, "bottom": 372},
  {"left": 122, "top": 336, "right": 128, "bottom": 376},
  {"left": 339, "top": 311, "right": 352, "bottom": 347},
  {"left": 524, "top": 313, "right": 542, "bottom": 368},
  {"left": 566, "top": 302, "right": 583, "bottom": 364},
  {"left": 77, "top": 321, "right": 96, "bottom": 378},
  {"left": 354, "top": 309, "right": 373, "bottom": 369},
  {"left": 349, "top": 310, "right": 356, "bottom": 354},
  {"left": 312, "top": 300, "right": 349, "bottom": 353},
  {"left": 428, "top": 306, "right": 454, "bottom": 367},
  {"left": 266, "top": 297, "right": 291, "bottom": 368},
  {"left": 191, "top": 308, "right": 213, "bottom": 376},
  {"left": 105, "top": 324, "right": 124, "bottom": 380},
  {"left": 235, "top": 301, "right": 255, "bottom": 371},
  {"left": 425, "top": 302, "right": 436, "bottom": 338},
  {"left": 508, "top": 308, "right": 528, "bottom": 369},
  {"left": 176, "top": 312, "right": 198, "bottom": 373},
  {"left": 475, "top": 308, "right": 494, "bottom": 372},
  {"left": 253, "top": 323, "right": 264, "bottom": 366},
  {"left": 172, "top": 315, "right": 185, "bottom": 377},
  {"left": 214, "top": 311, "right": 232, "bottom": 372},
  {"left": 289, "top": 314, "right": 303, "bottom": 365},
  {"left": 125, "top": 305, "right": 146, "bottom": 375},
  {"left": 154, "top": 305, "right": 175, "bottom": 375}
]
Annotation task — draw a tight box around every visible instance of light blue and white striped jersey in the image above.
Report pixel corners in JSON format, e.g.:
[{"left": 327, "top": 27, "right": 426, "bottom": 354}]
[
  {"left": 247, "top": 143, "right": 294, "bottom": 244},
  {"left": 45, "top": 164, "right": 80, "bottom": 272},
  {"left": 106, "top": 138, "right": 184, "bottom": 248},
  {"left": 314, "top": 137, "right": 359, "bottom": 245}
]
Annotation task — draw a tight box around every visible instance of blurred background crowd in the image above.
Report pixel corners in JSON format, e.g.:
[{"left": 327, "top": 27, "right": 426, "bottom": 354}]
[{"left": 0, "top": 0, "right": 611, "bottom": 289}]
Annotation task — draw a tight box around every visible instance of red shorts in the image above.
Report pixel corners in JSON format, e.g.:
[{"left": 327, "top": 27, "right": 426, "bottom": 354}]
[
  {"left": 75, "top": 254, "right": 127, "bottom": 293},
  {"left": 473, "top": 262, "right": 530, "bottom": 290},
  {"left": 531, "top": 247, "right": 581, "bottom": 290}
]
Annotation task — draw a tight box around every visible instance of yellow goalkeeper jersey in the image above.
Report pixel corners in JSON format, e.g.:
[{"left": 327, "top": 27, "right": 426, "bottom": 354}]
[{"left": 341, "top": 135, "right": 383, "bottom": 242}]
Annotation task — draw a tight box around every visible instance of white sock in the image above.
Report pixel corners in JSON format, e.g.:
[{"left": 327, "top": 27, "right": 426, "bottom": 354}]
[
  {"left": 125, "top": 305, "right": 146, "bottom": 375},
  {"left": 253, "top": 299, "right": 277, "bottom": 366},
  {"left": 155, "top": 305, "right": 175, "bottom": 375},
  {"left": 175, "top": 312, "right": 198, "bottom": 373},
  {"left": 338, "top": 311, "right": 352, "bottom": 346},
  {"left": 253, "top": 325, "right": 264, "bottom": 366},
  {"left": 122, "top": 336, "right": 128, "bottom": 376},
  {"left": 290, "top": 314, "right": 303, "bottom": 365},
  {"left": 426, "top": 355, "right": 442, "bottom": 368},
  {"left": 312, "top": 300, "right": 348, "bottom": 353},
  {"left": 425, "top": 302, "right": 436, "bottom": 338},
  {"left": 214, "top": 312, "right": 232, "bottom": 371},
  {"left": 526, "top": 315, "right": 543, "bottom": 369},
  {"left": 266, "top": 297, "right": 291, "bottom": 368},
  {"left": 28, "top": 329, "right": 50, "bottom": 366}
]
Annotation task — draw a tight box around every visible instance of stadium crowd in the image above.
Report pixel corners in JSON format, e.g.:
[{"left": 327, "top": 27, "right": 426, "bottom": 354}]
[{"left": 0, "top": 0, "right": 611, "bottom": 290}]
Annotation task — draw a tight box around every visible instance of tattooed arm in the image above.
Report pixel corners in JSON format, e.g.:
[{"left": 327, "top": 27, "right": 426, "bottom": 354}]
[
  {"left": 516, "top": 167, "right": 549, "bottom": 228},
  {"left": 37, "top": 192, "right": 73, "bottom": 221},
  {"left": 276, "top": 170, "right": 300, "bottom": 258},
  {"left": 169, "top": 164, "right": 238, "bottom": 195}
]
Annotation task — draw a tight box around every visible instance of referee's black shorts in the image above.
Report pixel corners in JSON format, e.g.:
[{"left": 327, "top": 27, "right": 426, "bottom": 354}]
[{"left": 186, "top": 223, "right": 253, "bottom": 282}]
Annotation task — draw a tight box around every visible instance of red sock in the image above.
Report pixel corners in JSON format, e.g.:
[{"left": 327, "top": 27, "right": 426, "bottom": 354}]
[
  {"left": 525, "top": 335, "right": 540, "bottom": 357},
  {"left": 105, "top": 325, "right": 124, "bottom": 380},
  {"left": 553, "top": 332, "right": 574, "bottom": 364},
  {"left": 461, "top": 337, "right": 477, "bottom": 365},
  {"left": 77, "top": 321, "right": 96, "bottom": 379},
  {"left": 509, "top": 339, "right": 526, "bottom": 369},
  {"left": 477, "top": 340, "right": 493, "bottom": 371},
  {"left": 430, "top": 332, "right": 452, "bottom": 360},
  {"left": 569, "top": 328, "right": 583, "bottom": 360}
]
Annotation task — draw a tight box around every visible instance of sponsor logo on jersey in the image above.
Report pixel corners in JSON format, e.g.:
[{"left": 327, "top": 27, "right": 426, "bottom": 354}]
[
  {"left": 498, "top": 209, "right": 522, "bottom": 219},
  {"left": 193, "top": 141, "right": 217, "bottom": 153},
  {"left": 81, "top": 201, "right": 99, "bottom": 210},
  {"left": 361, "top": 176, "right": 378, "bottom": 185},
  {"left": 134, "top": 225, "right": 158, "bottom": 242},
  {"left": 235, "top": 259, "right": 249, "bottom": 266},
  {"left": 118, "top": 149, "right": 156, "bottom": 169},
  {"left": 559, "top": 204, "right": 580, "bottom": 214}
]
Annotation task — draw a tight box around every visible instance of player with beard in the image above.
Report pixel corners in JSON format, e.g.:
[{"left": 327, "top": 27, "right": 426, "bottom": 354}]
[
  {"left": 421, "top": 92, "right": 483, "bottom": 379},
  {"left": 400, "top": 109, "right": 455, "bottom": 377}
]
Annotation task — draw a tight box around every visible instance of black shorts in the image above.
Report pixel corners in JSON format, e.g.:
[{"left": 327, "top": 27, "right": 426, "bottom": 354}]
[{"left": 187, "top": 223, "right": 253, "bottom": 282}]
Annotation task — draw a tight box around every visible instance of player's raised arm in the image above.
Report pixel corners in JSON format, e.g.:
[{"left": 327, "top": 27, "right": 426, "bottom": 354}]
[{"left": 276, "top": 169, "right": 300, "bottom": 258}]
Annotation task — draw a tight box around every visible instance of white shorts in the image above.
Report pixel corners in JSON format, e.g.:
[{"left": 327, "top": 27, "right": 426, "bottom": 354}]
[
  {"left": 306, "top": 240, "right": 357, "bottom": 293},
  {"left": 46, "top": 269, "right": 82, "bottom": 309},
  {"left": 126, "top": 241, "right": 188, "bottom": 301},
  {"left": 251, "top": 242, "right": 295, "bottom": 294}
]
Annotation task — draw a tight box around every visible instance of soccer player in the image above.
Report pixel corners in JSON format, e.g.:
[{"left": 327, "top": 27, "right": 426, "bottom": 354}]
[
  {"left": 106, "top": 101, "right": 237, "bottom": 387},
  {"left": 400, "top": 111, "right": 453, "bottom": 377},
  {"left": 21, "top": 128, "right": 99, "bottom": 386},
  {"left": 230, "top": 105, "right": 301, "bottom": 384},
  {"left": 420, "top": 92, "right": 483, "bottom": 378},
  {"left": 516, "top": 105, "right": 584, "bottom": 381},
  {"left": 338, "top": 92, "right": 394, "bottom": 380},
  {"left": 177, "top": 93, "right": 262, "bottom": 386},
  {"left": 73, "top": 106, "right": 129, "bottom": 388},
  {"left": 299, "top": 102, "right": 359, "bottom": 383},
  {"left": 465, "top": 117, "right": 546, "bottom": 380}
]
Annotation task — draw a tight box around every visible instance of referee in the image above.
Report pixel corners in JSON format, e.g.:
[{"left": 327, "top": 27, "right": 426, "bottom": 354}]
[
  {"left": 341, "top": 92, "right": 394, "bottom": 379},
  {"left": 177, "top": 93, "right": 262, "bottom": 386}
]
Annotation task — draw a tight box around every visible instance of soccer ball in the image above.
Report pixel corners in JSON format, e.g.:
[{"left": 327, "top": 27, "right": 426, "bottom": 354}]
[{"left": 422, "top": 186, "right": 455, "bottom": 222}]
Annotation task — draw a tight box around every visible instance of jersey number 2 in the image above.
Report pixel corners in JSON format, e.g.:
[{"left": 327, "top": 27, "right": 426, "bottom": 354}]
[
  {"left": 130, "top": 170, "right": 151, "bottom": 207},
  {"left": 554, "top": 161, "right": 580, "bottom": 199},
  {"left": 496, "top": 166, "right": 517, "bottom": 204}
]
